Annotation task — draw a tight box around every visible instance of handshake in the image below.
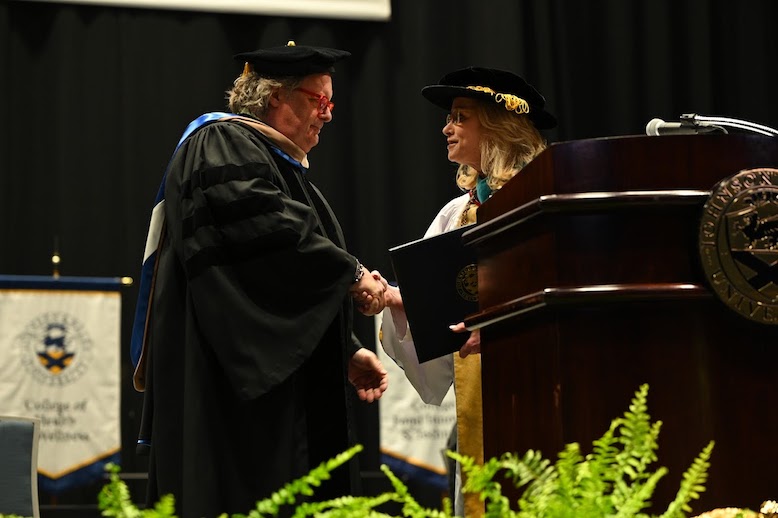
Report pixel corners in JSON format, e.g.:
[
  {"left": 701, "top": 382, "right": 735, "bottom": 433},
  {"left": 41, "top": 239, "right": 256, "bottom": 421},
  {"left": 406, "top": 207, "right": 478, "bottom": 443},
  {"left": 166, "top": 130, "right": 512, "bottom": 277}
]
[
  {"left": 349, "top": 266, "right": 401, "bottom": 316},
  {"left": 348, "top": 264, "right": 479, "bottom": 358}
]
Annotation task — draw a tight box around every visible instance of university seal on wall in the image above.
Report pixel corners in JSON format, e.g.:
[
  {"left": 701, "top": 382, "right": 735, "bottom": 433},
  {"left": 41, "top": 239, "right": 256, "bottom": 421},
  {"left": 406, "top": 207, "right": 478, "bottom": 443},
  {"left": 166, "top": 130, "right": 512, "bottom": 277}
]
[
  {"left": 699, "top": 168, "right": 778, "bottom": 324},
  {"left": 456, "top": 263, "right": 478, "bottom": 302}
]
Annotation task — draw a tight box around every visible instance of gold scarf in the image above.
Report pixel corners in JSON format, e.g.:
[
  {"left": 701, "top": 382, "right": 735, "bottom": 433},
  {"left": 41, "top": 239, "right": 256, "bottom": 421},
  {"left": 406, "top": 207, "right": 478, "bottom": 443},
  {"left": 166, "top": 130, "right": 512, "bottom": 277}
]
[
  {"left": 454, "top": 353, "right": 484, "bottom": 516},
  {"left": 454, "top": 200, "right": 484, "bottom": 517}
]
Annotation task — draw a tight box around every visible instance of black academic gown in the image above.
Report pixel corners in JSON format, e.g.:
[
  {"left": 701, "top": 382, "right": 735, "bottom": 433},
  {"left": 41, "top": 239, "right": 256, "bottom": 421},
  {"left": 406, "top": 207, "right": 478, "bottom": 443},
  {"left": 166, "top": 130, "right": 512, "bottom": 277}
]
[{"left": 142, "top": 119, "right": 361, "bottom": 518}]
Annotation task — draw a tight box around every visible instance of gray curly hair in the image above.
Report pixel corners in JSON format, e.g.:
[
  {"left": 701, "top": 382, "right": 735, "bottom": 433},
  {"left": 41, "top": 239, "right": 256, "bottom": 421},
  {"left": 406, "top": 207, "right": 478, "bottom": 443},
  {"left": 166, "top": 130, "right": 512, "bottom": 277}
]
[{"left": 226, "top": 71, "right": 302, "bottom": 119}]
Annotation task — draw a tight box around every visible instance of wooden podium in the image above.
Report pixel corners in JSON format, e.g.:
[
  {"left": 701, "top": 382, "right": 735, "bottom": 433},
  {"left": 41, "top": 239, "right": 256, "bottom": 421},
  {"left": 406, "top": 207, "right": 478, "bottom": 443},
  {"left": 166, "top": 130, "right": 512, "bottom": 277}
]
[{"left": 462, "top": 134, "right": 778, "bottom": 512}]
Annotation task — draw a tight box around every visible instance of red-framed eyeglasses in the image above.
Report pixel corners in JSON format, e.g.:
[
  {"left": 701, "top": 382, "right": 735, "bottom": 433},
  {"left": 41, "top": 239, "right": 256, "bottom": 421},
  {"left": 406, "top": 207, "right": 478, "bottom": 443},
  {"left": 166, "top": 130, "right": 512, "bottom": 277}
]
[{"left": 295, "top": 87, "right": 335, "bottom": 114}]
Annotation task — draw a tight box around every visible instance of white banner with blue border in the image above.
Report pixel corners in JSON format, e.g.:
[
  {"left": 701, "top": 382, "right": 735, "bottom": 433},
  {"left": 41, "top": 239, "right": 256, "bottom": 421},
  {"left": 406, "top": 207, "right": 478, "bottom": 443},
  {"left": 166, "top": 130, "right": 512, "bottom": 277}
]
[
  {"left": 374, "top": 313, "right": 457, "bottom": 492},
  {"left": 0, "top": 275, "right": 121, "bottom": 494}
]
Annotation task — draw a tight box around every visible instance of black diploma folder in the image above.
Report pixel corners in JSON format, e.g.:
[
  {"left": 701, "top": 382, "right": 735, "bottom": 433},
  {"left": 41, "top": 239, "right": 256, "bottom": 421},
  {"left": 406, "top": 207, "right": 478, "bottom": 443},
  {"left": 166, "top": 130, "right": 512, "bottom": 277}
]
[{"left": 388, "top": 224, "right": 478, "bottom": 363}]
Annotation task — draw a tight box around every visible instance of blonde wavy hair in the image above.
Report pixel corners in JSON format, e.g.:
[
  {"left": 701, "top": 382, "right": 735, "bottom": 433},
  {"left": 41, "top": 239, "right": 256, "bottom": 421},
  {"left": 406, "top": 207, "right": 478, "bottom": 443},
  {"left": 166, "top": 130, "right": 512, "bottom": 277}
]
[
  {"left": 455, "top": 101, "right": 547, "bottom": 192},
  {"left": 225, "top": 71, "right": 302, "bottom": 119}
]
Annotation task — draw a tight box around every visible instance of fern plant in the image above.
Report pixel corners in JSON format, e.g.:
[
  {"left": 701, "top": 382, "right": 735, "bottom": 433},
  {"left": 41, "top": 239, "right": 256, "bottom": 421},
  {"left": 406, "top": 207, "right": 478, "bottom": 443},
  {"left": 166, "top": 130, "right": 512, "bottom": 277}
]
[
  {"left": 95, "top": 444, "right": 453, "bottom": 518},
  {"left": 23, "top": 383, "right": 720, "bottom": 518},
  {"left": 454, "top": 383, "right": 715, "bottom": 518}
]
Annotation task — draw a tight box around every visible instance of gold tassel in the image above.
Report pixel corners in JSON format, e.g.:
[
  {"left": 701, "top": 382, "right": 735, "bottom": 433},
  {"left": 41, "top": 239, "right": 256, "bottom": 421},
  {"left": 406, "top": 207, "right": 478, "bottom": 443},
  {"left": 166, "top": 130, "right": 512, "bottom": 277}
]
[{"left": 242, "top": 62, "right": 252, "bottom": 77}]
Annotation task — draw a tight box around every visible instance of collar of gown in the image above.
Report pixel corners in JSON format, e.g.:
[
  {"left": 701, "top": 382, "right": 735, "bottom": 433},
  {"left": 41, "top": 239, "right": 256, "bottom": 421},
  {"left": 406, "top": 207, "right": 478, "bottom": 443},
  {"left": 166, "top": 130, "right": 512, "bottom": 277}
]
[{"left": 230, "top": 115, "right": 310, "bottom": 169}]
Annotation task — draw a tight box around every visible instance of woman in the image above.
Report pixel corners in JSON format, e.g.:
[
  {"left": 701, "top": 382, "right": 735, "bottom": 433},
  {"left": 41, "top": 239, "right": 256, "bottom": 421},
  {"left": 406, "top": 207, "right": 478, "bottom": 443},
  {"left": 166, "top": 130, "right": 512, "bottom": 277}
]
[{"left": 378, "top": 66, "right": 556, "bottom": 517}]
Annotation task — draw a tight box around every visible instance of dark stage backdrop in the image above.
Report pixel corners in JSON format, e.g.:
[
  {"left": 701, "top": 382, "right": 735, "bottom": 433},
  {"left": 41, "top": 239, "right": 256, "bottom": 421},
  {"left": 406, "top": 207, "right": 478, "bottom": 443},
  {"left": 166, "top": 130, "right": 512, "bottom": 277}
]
[{"left": 2, "top": 0, "right": 778, "bottom": 512}]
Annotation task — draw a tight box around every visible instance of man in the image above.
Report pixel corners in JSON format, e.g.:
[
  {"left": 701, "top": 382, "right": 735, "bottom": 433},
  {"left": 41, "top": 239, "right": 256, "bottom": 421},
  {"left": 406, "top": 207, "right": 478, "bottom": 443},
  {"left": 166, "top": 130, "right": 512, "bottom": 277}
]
[{"left": 130, "top": 41, "right": 388, "bottom": 517}]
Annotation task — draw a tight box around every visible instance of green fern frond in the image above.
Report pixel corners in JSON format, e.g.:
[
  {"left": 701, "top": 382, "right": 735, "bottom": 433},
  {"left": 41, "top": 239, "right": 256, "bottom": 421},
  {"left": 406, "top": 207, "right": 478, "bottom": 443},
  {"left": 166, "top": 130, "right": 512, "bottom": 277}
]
[
  {"left": 613, "top": 466, "right": 668, "bottom": 517},
  {"left": 583, "top": 419, "right": 621, "bottom": 504},
  {"left": 550, "top": 442, "right": 585, "bottom": 510},
  {"left": 450, "top": 451, "right": 515, "bottom": 517},
  {"left": 143, "top": 494, "right": 177, "bottom": 517},
  {"left": 376, "top": 464, "right": 453, "bottom": 518},
  {"left": 98, "top": 462, "right": 169, "bottom": 518},
  {"left": 660, "top": 440, "right": 715, "bottom": 518},
  {"left": 615, "top": 384, "right": 660, "bottom": 484},
  {"left": 380, "top": 462, "right": 411, "bottom": 498},
  {"left": 556, "top": 443, "right": 584, "bottom": 487},
  {"left": 290, "top": 493, "right": 397, "bottom": 517},
  {"left": 516, "top": 451, "right": 559, "bottom": 515},
  {"left": 245, "top": 444, "right": 364, "bottom": 517},
  {"left": 379, "top": 462, "right": 419, "bottom": 512}
]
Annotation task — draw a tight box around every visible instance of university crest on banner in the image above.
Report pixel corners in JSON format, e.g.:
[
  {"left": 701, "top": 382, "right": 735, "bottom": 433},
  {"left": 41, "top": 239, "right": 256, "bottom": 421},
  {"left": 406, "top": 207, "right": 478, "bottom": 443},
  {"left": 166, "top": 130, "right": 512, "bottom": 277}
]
[{"left": 0, "top": 275, "right": 122, "bottom": 494}]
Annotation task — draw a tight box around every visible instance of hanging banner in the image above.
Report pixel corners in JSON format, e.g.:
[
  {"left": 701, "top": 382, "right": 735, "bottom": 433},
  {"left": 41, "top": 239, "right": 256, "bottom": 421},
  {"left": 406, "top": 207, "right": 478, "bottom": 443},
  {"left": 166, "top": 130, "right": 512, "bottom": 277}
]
[
  {"left": 375, "top": 312, "right": 457, "bottom": 491},
  {"left": 0, "top": 275, "right": 123, "bottom": 494}
]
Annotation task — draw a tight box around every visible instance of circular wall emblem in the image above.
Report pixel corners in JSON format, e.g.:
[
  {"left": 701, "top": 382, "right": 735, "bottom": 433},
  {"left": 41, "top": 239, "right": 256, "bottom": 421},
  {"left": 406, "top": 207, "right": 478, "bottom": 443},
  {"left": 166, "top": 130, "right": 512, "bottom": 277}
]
[
  {"left": 14, "top": 312, "right": 94, "bottom": 386},
  {"left": 455, "top": 263, "right": 478, "bottom": 302},
  {"left": 699, "top": 168, "right": 778, "bottom": 324}
]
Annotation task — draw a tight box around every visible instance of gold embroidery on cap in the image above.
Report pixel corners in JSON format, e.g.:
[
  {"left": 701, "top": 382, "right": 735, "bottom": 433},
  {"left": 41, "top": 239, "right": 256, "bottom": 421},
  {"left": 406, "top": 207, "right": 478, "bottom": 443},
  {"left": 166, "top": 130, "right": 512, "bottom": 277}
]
[
  {"left": 467, "top": 85, "right": 496, "bottom": 95},
  {"left": 495, "top": 93, "right": 530, "bottom": 114},
  {"left": 466, "top": 85, "right": 530, "bottom": 115}
]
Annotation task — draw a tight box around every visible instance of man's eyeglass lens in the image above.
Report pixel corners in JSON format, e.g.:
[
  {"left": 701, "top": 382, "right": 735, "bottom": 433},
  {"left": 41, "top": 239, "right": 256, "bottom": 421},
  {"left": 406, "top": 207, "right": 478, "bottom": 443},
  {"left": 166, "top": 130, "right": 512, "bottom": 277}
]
[{"left": 295, "top": 87, "right": 335, "bottom": 113}]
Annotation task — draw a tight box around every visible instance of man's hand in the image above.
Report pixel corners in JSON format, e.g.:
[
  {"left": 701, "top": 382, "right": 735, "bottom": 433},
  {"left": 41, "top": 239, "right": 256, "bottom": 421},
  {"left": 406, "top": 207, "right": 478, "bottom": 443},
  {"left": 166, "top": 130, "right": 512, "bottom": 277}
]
[
  {"left": 348, "top": 348, "right": 389, "bottom": 403},
  {"left": 350, "top": 266, "right": 386, "bottom": 315},
  {"left": 371, "top": 270, "right": 403, "bottom": 310},
  {"left": 450, "top": 322, "right": 481, "bottom": 358}
]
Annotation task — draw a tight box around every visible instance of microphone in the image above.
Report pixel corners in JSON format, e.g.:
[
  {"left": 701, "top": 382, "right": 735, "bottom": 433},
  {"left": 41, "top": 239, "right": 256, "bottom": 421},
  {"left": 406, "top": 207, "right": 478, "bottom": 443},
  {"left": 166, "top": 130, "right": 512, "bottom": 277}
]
[{"left": 645, "top": 117, "right": 726, "bottom": 136}]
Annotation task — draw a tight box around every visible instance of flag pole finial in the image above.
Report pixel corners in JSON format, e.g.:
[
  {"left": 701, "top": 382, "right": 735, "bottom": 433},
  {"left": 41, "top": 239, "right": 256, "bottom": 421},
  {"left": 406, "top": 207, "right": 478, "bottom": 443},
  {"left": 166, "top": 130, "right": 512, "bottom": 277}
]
[{"left": 52, "top": 237, "right": 61, "bottom": 279}]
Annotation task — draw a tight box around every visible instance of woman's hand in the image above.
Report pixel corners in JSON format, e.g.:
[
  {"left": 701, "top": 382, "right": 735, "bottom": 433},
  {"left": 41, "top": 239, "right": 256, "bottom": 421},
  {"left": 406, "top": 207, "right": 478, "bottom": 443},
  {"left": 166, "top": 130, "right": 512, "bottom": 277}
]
[
  {"left": 450, "top": 322, "right": 480, "bottom": 358},
  {"left": 371, "top": 270, "right": 403, "bottom": 310},
  {"left": 350, "top": 266, "right": 386, "bottom": 315}
]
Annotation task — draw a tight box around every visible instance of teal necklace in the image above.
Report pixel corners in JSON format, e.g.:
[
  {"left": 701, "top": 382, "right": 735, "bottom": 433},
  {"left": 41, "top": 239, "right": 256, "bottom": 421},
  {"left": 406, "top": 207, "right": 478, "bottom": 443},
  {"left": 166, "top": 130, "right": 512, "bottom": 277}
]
[{"left": 476, "top": 176, "right": 492, "bottom": 203}]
